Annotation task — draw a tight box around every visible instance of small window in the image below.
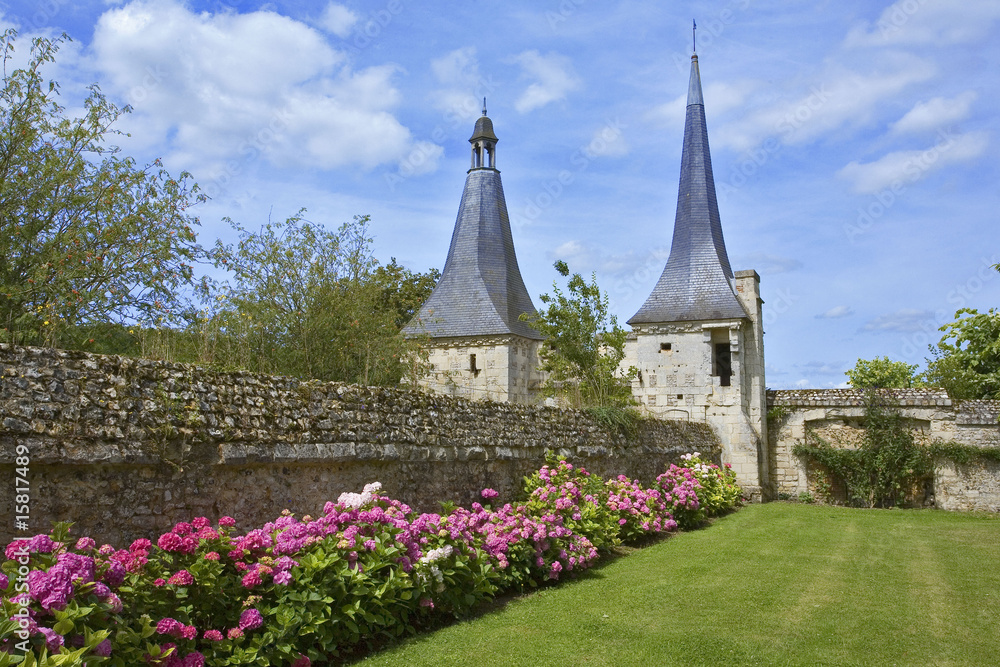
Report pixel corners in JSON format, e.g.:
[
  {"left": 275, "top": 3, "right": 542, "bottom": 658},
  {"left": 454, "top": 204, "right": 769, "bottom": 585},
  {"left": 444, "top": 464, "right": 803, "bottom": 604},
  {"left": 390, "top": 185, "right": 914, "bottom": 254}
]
[
  {"left": 470, "top": 354, "right": 481, "bottom": 377},
  {"left": 714, "top": 343, "right": 732, "bottom": 387},
  {"left": 648, "top": 395, "right": 657, "bottom": 406},
  {"left": 677, "top": 394, "right": 683, "bottom": 400},
  {"left": 660, "top": 343, "right": 672, "bottom": 352}
]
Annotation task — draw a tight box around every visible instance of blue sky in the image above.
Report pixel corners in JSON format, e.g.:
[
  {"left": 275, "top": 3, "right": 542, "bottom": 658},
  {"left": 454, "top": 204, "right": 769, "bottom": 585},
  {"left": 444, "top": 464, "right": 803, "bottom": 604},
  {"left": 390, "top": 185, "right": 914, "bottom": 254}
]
[{"left": 3, "top": 0, "right": 998, "bottom": 388}]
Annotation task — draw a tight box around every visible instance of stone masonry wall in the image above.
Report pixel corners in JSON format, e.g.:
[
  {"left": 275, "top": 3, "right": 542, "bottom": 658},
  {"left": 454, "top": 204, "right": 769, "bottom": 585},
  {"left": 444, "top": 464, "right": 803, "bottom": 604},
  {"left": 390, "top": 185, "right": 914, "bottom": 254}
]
[
  {"left": 0, "top": 345, "right": 719, "bottom": 546},
  {"left": 768, "top": 389, "right": 1000, "bottom": 511}
]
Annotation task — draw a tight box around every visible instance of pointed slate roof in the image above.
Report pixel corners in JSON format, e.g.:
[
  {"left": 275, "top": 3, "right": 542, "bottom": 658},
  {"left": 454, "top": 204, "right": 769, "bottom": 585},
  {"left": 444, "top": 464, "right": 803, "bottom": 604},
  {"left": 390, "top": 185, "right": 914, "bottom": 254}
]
[
  {"left": 403, "top": 112, "right": 542, "bottom": 340},
  {"left": 628, "top": 54, "right": 749, "bottom": 325}
]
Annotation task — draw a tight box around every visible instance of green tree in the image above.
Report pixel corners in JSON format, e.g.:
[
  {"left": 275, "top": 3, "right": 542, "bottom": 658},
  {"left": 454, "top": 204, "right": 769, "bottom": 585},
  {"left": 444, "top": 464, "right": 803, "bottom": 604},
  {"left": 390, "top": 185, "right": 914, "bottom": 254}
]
[
  {"left": 202, "top": 212, "right": 436, "bottom": 385},
  {"left": 0, "top": 31, "right": 204, "bottom": 348},
  {"left": 845, "top": 357, "right": 920, "bottom": 389},
  {"left": 520, "top": 261, "right": 636, "bottom": 410},
  {"left": 923, "top": 308, "right": 1000, "bottom": 400}
]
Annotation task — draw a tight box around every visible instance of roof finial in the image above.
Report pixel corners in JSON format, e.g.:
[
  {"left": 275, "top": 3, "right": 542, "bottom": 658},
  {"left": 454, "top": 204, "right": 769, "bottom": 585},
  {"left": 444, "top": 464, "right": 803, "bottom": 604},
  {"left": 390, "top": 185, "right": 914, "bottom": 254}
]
[
  {"left": 482, "top": 97, "right": 487, "bottom": 116},
  {"left": 693, "top": 19, "right": 697, "bottom": 54}
]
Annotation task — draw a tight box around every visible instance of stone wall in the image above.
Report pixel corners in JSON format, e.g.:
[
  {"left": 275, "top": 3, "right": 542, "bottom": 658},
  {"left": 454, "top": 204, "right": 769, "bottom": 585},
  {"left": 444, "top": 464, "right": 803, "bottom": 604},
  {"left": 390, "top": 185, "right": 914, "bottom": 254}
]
[
  {"left": 767, "top": 389, "right": 1000, "bottom": 511},
  {"left": 0, "top": 344, "right": 719, "bottom": 546}
]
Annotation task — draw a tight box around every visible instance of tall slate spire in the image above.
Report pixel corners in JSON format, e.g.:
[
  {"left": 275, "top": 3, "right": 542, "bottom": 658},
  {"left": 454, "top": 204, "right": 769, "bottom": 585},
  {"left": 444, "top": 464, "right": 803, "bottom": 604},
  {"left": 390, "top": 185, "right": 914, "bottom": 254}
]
[
  {"left": 628, "top": 53, "right": 748, "bottom": 325},
  {"left": 403, "top": 109, "right": 542, "bottom": 340}
]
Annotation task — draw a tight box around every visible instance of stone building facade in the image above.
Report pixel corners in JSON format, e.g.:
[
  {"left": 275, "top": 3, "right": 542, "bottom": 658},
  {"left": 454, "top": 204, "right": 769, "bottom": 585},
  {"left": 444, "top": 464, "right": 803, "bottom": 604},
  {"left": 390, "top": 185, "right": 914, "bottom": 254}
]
[
  {"left": 405, "top": 55, "right": 768, "bottom": 498},
  {"left": 402, "top": 104, "right": 545, "bottom": 404}
]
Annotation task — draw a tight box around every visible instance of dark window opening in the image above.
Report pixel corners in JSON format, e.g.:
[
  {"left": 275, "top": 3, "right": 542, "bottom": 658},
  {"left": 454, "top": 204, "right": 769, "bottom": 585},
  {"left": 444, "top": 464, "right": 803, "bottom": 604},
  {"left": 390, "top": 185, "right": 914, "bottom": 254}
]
[
  {"left": 660, "top": 342, "right": 672, "bottom": 352},
  {"left": 714, "top": 343, "right": 732, "bottom": 387},
  {"left": 470, "top": 354, "right": 480, "bottom": 377},
  {"left": 677, "top": 394, "right": 683, "bottom": 400}
]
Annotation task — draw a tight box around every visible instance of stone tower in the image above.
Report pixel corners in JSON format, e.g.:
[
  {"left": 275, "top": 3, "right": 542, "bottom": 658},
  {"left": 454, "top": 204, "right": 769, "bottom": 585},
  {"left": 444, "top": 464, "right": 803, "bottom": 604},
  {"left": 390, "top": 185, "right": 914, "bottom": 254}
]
[
  {"left": 402, "top": 104, "right": 545, "bottom": 403},
  {"left": 625, "top": 52, "right": 769, "bottom": 499}
]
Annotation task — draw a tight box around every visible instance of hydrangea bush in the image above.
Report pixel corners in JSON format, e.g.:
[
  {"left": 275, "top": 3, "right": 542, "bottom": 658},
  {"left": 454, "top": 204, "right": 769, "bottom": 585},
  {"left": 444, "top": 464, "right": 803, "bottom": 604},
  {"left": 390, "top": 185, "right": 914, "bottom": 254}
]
[{"left": 1, "top": 455, "right": 742, "bottom": 665}]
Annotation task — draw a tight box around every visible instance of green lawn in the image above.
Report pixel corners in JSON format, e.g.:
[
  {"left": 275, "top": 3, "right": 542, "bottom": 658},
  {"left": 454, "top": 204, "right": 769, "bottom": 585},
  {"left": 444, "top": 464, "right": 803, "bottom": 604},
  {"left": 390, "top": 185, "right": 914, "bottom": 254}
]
[{"left": 354, "top": 503, "right": 1000, "bottom": 666}]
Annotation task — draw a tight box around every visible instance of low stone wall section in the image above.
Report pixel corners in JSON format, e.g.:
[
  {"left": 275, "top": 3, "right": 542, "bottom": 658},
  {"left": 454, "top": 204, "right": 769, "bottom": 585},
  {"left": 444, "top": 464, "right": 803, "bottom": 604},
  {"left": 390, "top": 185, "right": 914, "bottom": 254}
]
[
  {"left": 767, "top": 389, "right": 1000, "bottom": 511},
  {"left": 0, "top": 345, "right": 719, "bottom": 545}
]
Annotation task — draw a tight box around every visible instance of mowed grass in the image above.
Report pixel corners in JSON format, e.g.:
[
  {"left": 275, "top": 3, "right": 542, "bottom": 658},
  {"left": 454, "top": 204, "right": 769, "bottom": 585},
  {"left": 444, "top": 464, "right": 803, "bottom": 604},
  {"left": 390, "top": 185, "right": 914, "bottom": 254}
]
[{"left": 354, "top": 503, "right": 1000, "bottom": 666}]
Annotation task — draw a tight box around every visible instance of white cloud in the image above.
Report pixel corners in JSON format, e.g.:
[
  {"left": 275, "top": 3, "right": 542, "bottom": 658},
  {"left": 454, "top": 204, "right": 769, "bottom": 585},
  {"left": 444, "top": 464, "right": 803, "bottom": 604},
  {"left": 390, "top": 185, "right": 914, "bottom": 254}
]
[
  {"left": 862, "top": 309, "right": 936, "bottom": 333},
  {"left": 816, "top": 305, "right": 854, "bottom": 319},
  {"left": 837, "top": 130, "right": 989, "bottom": 194},
  {"left": 91, "top": 0, "right": 438, "bottom": 179},
  {"left": 511, "top": 50, "right": 581, "bottom": 113},
  {"left": 429, "top": 47, "right": 489, "bottom": 123},
  {"left": 714, "top": 56, "right": 936, "bottom": 151},
  {"left": 845, "top": 0, "right": 1000, "bottom": 47},
  {"left": 318, "top": 2, "right": 359, "bottom": 38},
  {"left": 890, "top": 91, "right": 978, "bottom": 135}
]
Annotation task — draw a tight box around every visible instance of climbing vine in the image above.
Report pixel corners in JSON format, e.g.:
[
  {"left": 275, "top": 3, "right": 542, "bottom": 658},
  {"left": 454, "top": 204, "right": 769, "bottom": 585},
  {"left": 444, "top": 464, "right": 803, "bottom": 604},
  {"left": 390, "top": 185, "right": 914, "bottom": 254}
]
[{"left": 793, "top": 388, "right": 933, "bottom": 508}]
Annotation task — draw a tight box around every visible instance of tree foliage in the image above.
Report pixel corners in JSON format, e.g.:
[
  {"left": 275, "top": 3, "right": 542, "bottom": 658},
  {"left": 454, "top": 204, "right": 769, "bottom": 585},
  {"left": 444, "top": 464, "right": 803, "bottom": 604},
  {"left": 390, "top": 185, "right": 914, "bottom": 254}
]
[
  {"left": 520, "top": 261, "right": 636, "bottom": 410},
  {"left": 0, "top": 30, "right": 204, "bottom": 348},
  {"left": 199, "top": 213, "right": 436, "bottom": 385},
  {"left": 845, "top": 356, "right": 920, "bottom": 389},
  {"left": 924, "top": 307, "right": 1000, "bottom": 400}
]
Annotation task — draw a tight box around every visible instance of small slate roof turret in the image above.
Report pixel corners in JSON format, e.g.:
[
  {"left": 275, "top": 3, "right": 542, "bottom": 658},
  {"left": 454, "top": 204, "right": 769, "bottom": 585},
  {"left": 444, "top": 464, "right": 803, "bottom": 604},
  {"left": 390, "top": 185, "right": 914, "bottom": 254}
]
[
  {"left": 403, "top": 108, "right": 542, "bottom": 340},
  {"left": 629, "top": 53, "right": 749, "bottom": 325}
]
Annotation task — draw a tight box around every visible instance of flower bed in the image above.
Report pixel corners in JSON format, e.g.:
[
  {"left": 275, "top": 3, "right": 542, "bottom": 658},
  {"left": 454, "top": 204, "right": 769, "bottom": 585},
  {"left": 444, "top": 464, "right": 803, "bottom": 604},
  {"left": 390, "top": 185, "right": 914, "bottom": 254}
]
[{"left": 1, "top": 454, "right": 742, "bottom": 665}]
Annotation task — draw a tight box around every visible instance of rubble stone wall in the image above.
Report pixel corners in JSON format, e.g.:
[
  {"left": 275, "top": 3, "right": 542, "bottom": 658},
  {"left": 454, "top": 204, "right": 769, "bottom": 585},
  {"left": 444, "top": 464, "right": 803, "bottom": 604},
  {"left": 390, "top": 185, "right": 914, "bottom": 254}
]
[
  {"left": 768, "top": 389, "right": 1000, "bottom": 511},
  {"left": 0, "top": 345, "right": 718, "bottom": 545}
]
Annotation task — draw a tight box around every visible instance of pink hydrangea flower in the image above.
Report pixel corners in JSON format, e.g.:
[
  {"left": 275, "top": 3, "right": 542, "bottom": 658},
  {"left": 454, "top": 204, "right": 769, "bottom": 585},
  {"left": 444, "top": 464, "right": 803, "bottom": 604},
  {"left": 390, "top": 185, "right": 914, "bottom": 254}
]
[
  {"left": 167, "top": 570, "right": 194, "bottom": 586},
  {"left": 227, "top": 628, "right": 244, "bottom": 640},
  {"left": 203, "top": 629, "right": 224, "bottom": 641},
  {"left": 218, "top": 516, "right": 237, "bottom": 527},
  {"left": 203, "top": 552, "right": 220, "bottom": 561},
  {"left": 480, "top": 488, "right": 499, "bottom": 500},
  {"left": 238, "top": 608, "right": 263, "bottom": 630},
  {"left": 75, "top": 537, "right": 96, "bottom": 551}
]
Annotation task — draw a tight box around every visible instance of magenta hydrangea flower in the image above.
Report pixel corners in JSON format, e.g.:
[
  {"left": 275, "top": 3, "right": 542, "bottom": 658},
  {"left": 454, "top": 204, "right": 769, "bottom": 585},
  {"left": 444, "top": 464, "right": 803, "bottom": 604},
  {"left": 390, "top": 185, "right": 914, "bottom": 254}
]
[
  {"left": 218, "top": 516, "right": 237, "bottom": 528},
  {"left": 167, "top": 570, "right": 194, "bottom": 586},
  {"left": 94, "top": 639, "right": 112, "bottom": 656},
  {"left": 203, "top": 629, "right": 224, "bottom": 641},
  {"left": 241, "top": 570, "right": 262, "bottom": 588},
  {"left": 227, "top": 627, "right": 244, "bottom": 640},
  {"left": 75, "top": 537, "right": 96, "bottom": 551},
  {"left": 238, "top": 608, "right": 263, "bottom": 631},
  {"left": 203, "top": 552, "right": 220, "bottom": 561},
  {"left": 291, "top": 656, "right": 311, "bottom": 667},
  {"left": 181, "top": 651, "right": 205, "bottom": 667},
  {"left": 156, "top": 618, "right": 184, "bottom": 637},
  {"left": 192, "top": 517, "right": 211, "bottom": 530},
  {"left": 0, "top": 572, "right": 8, "bottom": 590},
  {"left": 480, "top": 488, "right": 499, "bottom": 500},
  {"left": 272, "top": 571, "right": 292, "bottom": 586},
  {"left": 38, "top": 627, "right": 63, "bottom": 652}
]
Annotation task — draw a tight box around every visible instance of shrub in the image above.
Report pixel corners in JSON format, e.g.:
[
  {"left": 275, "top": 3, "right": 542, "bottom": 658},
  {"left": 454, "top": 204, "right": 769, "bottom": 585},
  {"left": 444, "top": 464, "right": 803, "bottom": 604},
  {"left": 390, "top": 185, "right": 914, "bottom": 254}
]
[{"left": 1, "top": 457, "right": 742, "bottom": 664}]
